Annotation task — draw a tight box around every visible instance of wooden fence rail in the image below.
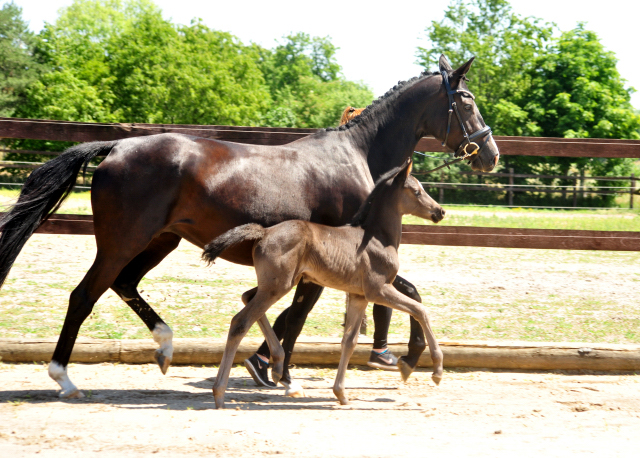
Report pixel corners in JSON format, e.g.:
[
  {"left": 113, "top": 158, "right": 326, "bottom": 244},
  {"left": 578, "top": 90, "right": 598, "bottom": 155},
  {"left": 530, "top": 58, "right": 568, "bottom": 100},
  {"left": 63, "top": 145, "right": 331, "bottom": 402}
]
[
  {"left": 1, "top": 117, "right": 639, "bottom": 252},
  {"left": 2, "top": 117, "right": 640, "bottom": 157},
  {"left": 15, "top": 214, "right": 638, "bottom": 252}
]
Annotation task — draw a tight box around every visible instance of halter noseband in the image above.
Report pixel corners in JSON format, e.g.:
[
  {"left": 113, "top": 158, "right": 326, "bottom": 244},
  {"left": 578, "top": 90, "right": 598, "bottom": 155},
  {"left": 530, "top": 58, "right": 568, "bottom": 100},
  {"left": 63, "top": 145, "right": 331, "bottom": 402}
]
[{"left": 440, "top": 70, "right": 493, "bottom": 160}]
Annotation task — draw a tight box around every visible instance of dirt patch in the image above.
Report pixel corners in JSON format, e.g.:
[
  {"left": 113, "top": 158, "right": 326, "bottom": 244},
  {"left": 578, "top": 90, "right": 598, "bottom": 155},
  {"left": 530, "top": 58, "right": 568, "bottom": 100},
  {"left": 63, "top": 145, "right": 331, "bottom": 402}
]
[{"left": 0, "top": 363, "right": 638, "bottom": 457}]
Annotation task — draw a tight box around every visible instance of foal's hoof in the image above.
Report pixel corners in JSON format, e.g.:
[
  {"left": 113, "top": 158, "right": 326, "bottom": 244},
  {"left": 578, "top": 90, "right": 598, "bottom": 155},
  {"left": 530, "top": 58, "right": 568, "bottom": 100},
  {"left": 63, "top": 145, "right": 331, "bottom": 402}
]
[
  {"left": 432, "top": 373, "right": 443, "bottom": 386},
  {"left": 154, "top": 350, "right": 172, "bottom": 375},
  {"left": 281, "top": 380, "right": 305, "bottom": 398},
  {"left": 271, "top": 367, "right": 283, "bottom": 385},
  {"left": 398, "top": 357, "right": 414, "bottom": 383},
  {"left": 60, "top": 389, "right": 84, "bottom": 399},
  {"left": 212, "top": 388, "right": 225, "bottom": 409}
]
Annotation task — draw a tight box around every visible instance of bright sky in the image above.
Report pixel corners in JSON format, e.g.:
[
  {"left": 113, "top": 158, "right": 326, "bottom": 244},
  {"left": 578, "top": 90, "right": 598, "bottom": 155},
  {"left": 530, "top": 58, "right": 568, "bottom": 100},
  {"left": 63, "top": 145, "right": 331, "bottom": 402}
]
[{"left": 12, "top": 0, "right": 640, "bottom": 108}]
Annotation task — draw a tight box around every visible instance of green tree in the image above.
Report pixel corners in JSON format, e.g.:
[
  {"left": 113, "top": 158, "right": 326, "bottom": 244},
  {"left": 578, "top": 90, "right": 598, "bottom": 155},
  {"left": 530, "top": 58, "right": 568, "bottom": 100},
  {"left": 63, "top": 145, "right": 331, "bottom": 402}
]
[
  {"left": 259, "top": 33, "right": 372, "bottom": 127},
  {"left": 0, "top": 2, "right": 43, "bottom": 117},
  {"left": 417, "top": 0, "right": 640, "bottom": 205}
]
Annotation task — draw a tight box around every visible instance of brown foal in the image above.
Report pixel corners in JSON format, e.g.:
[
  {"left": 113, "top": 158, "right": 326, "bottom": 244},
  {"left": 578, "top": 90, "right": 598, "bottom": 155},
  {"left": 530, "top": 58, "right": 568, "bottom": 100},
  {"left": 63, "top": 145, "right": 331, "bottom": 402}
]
[{"left": 203, "top": 159, "right": 445, "bottom": 408}]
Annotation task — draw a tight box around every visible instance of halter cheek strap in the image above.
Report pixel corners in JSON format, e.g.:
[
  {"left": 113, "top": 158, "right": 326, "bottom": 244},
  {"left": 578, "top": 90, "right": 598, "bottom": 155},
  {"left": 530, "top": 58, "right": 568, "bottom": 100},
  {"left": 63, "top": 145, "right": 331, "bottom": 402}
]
[{"left": 441, "top": 70, "right": 493, "bottom": 160}]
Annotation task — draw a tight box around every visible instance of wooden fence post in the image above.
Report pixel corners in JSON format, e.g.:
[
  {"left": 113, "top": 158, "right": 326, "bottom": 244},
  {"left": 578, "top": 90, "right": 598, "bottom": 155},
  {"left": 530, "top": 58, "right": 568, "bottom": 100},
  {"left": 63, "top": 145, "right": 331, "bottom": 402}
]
[
  {"left": 439, "top": 173, "right": 444, "bottom": 204},
  {"left": 580, "top": 169, "right": 585, "bottom": 202},
  {"left": 508, "top": 168, "right": 514, "bottom": 206},
  {"left": 631, "top": 174, "right": 636, "bottom": 209},
  {"left": 572, "top": 174, "right": 578, "bottom": 207}
]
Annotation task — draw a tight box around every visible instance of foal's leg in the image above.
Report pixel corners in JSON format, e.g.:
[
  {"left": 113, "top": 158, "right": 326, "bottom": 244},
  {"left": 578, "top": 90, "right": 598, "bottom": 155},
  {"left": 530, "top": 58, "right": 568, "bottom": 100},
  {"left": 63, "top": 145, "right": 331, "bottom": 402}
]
[
  {"left": 111, "top": 233, "right": 181, "bottom": 374},
  {"left": 213, "top": 288, "right": 288, "bottom": 409},
  {"left": 242, "top": 287, "right": 285, "bottom": 384},
  {"left": 333, "top": 294, "right": 368, "bottom": 405},
  {"left": 250, "top": 281, "right": 325, "bottom": 396},
  {"left": 367, "top": 284, "right": 443, "bottom": 385},
  {"left": 393, "top": 275, "right": 427, "bottom": 381}
]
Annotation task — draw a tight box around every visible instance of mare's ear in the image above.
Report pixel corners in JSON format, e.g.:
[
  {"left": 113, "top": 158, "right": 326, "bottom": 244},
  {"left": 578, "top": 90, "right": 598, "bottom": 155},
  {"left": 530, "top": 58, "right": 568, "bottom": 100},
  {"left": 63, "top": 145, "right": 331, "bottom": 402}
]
[
  {"left": 438, "top": 54, "right": 453, "bottom": 72},
  {"left": 451, "top": 57, "right": 475, "bottom": 87}
]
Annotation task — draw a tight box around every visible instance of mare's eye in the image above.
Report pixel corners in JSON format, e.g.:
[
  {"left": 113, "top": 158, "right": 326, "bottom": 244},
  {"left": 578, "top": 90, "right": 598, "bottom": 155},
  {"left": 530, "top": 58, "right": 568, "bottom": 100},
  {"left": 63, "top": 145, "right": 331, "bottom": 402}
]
[{"left": 464, "top": 104, "right": 473, "bottom": 111}]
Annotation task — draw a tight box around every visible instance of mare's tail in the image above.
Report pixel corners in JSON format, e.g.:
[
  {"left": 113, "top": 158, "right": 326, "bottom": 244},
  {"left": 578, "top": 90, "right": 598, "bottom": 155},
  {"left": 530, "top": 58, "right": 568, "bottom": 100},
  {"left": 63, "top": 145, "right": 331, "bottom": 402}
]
[
  {"left": 0, "top": 141, "right": 118, "bottom": 288},
  {"left": 202, "top": 223, "right": 266, "bottom": 265}
]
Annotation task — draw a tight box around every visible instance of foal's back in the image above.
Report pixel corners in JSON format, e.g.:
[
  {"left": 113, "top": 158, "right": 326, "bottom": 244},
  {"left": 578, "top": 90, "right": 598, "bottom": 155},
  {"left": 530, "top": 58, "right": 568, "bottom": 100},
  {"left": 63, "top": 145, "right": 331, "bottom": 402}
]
[{"left": 253, "top": 221, "right": 374, "bottom": 296}]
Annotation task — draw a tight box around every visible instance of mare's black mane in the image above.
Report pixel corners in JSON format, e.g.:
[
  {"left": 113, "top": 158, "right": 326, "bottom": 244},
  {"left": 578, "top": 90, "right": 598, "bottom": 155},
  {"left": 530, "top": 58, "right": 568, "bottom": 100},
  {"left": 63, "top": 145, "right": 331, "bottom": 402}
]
[
  {"left": 349, "top": 160, "right": 410, "bottom": 228},
  {"left": 326, "top": 71, "right": 439, "bottom": 132}
]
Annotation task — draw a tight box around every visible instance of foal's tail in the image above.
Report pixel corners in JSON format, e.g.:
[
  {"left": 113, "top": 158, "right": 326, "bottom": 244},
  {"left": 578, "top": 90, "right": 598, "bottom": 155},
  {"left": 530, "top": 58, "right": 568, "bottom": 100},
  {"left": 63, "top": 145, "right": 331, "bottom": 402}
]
[
  {"left": 0, "top": 141, "right": 118, "bottom": 288},
  {"left": 202, "top": 223, "right": 266, "bottom": 265}
]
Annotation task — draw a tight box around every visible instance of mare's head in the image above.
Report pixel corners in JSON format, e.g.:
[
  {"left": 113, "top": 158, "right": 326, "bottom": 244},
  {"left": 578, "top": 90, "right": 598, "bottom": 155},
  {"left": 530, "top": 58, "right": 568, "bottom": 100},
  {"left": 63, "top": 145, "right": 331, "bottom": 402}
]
[
  {"left": 428, "top": 55, "right": 500, "bottom": 172},
  {"left": 340, "top": 106, "right": 364, "bottom": 126},
  {"left": 350, "top": 159, "right": 444, "bottom": 227}
]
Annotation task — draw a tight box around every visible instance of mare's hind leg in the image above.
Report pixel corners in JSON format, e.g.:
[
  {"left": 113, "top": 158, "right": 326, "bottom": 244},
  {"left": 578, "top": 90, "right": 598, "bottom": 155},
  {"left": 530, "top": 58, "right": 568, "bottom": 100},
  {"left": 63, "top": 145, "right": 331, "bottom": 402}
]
[
  {"left": 213, "top": 288, "right": 289, "bottom": 409},
  {"left": 393, "top": 275, "right": 427, "bottom": 382},
  {"left": 49, "top": 248, "right": 146, "bottom": 398},
  {"left": 333, "top": 294, "right": 368, "bottom": 405},
  {"left": 110, "top": 233, "right": 181, "bottom": 374}
]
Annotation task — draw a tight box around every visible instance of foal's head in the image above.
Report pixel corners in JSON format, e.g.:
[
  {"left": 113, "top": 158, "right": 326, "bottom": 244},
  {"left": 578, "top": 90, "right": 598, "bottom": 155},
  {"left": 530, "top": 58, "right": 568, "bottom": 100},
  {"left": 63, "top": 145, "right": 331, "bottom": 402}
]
[
  {"left": 351, "top": 159, "right": 444, "bottom": 227},
  {"left": 396, "top": 162, "right": 445, "bottom": 224}
]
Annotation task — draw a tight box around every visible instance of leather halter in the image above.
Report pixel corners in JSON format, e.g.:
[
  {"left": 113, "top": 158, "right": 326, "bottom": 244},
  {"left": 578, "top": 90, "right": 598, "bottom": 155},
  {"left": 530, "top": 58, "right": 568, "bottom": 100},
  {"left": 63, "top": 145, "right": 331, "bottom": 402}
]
[{"left": 440, "top": 70, "right": 493, "bottom": 159}]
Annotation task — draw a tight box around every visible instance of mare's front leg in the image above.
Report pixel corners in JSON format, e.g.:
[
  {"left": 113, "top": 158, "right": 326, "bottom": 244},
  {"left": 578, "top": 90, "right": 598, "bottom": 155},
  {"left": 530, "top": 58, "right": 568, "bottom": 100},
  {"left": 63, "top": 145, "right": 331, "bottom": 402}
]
[
  {"left": 393, "top": 275, "right": 427, "bottom": 382},
  {"left": 213, "top": 289, "right": 285, "bottom": 409},
  {"left": 366, "top": 284, "right": 443, "bottom": 386},
  {"left": 333, "top": 294, "right": 368, "bottom": 405}
]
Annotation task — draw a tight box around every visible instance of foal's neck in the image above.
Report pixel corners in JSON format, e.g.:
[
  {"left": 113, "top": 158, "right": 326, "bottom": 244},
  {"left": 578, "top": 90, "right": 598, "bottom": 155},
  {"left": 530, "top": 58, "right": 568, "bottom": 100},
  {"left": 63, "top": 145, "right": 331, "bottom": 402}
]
[{"left": 359, "top": 192, "right": 405, "bottom": 250}]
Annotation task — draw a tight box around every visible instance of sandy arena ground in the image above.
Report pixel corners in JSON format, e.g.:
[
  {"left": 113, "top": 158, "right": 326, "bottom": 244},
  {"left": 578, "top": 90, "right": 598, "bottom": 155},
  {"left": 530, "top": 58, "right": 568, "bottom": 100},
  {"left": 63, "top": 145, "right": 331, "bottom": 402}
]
[{"left": 0, "top": 362, "right": 639, "bottom": 457}]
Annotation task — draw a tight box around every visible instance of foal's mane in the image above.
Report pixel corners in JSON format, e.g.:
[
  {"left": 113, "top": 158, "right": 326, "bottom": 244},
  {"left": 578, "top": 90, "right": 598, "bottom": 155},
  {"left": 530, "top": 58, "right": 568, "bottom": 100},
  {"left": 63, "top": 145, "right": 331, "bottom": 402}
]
[
  {"left": 326, "top": 71, "right": 439, "bottom": 132},
  {"left": 349, "top": 160, "right": 410, "bottom": 228}
]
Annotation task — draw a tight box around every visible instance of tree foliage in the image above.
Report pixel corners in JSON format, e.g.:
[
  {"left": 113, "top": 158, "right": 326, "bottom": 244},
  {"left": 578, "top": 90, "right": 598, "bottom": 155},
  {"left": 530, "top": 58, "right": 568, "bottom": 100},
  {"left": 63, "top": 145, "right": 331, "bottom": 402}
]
[
  {"left": 0, "top": 2, "right": 43, "bottom": 117},
  {"left": 2, "top": 0, "right": 372, "bottom": 128},
  {"left": 417, "top": 0, "right": 640, "bottom": 193}
]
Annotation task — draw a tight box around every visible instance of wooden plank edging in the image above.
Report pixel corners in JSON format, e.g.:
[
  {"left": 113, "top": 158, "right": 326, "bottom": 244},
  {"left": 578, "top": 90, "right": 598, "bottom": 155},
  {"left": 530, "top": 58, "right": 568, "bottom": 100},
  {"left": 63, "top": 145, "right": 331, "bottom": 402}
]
[{"left": 1, "top": 338, "right": 639, "bottom": 372}]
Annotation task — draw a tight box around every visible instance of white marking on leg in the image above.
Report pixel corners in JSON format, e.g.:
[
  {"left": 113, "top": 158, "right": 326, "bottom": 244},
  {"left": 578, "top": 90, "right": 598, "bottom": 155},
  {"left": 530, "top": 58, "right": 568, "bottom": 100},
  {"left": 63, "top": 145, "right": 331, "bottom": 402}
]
[
  {"left": 116, "top": 292, "right": 135, "bottom": 302},
  {"left": 152, "top": 322, "right": 174, "bottom": 359},
  {"left": 281, "top": 380, "right": 305, "bottom": 398},
  {"left": 48, "top": 362, "right": 83, "bottom": 398}
]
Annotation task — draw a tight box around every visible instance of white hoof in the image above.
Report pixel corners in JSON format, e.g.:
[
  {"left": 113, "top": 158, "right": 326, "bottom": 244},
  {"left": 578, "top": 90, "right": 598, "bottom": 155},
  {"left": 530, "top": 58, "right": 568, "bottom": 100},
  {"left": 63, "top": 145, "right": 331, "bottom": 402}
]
[
  {"left": 281, "top": 380, "right": 305, "bottom": 398},
  {"left": 152, "top": 323, "right": 174, "bottom": 373},
  {"left": 49, "top": 362, "right": 82, "bottom": 399},
  {"left": 59, "top": 389, "right": 84, "bottom": 399}
]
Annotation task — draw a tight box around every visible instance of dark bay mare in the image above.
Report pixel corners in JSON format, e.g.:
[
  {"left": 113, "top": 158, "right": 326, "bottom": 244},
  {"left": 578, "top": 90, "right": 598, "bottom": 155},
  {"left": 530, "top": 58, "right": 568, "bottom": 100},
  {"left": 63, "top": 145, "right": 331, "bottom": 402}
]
[
  {"left": 203, "top": 160, "right": 445, "bottom": 408},
  {"left": 0, "top": 55, "right": 498, "bottom": 398}
]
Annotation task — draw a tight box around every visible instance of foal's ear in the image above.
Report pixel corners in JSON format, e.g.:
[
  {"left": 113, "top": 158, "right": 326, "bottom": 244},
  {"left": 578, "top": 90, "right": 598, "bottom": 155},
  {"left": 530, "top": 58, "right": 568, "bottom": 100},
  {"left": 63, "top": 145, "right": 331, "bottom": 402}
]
[
  {"left": 406, "top": 159, "right": 413, "bottom": 178},
  {"left": 451, "top": 57, "right": 475, "bottom": 87},
  {"left": 438, "top": 54, "right": 453, "bottom": 72}
]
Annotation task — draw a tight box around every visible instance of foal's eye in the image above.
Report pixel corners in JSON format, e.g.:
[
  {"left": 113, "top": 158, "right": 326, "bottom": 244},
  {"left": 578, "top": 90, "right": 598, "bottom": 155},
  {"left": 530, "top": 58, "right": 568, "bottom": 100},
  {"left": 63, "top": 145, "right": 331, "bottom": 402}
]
[
  {"left": 414, "top": 189, "right": 421, "bottom": 196},
  {"left": 464, "top": 104, "right": 473, "bottom": 111}
]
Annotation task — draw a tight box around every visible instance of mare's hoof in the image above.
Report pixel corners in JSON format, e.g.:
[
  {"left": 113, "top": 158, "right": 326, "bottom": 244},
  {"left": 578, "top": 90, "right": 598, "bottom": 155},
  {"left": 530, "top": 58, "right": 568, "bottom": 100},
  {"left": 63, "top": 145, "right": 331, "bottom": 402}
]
[
  {"left": 398, "top": 358, "right": 414, "bottom": 383},
  {"left": 60, "top": 389, "right": 84, "bottom": 399},
  {"left": 432, "top": 374, "right": 442, "bottom": 386},
  {"left": 154, "top": 350, "right": 171, "bottom": 375}
]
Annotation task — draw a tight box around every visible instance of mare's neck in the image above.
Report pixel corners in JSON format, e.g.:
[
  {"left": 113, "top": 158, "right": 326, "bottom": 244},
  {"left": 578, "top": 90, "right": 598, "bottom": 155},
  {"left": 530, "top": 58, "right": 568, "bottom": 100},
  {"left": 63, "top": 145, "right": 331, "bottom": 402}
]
[{"left": 346, "top": 76, "right": 441, "bottom": 181}]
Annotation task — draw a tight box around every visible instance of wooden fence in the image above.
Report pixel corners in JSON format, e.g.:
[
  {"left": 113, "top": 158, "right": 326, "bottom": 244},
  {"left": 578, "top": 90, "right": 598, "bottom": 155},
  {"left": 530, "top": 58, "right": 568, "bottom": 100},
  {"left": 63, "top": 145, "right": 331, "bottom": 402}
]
[{"left": 1, "top": 117, "right": 639, "bottom": 252}]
